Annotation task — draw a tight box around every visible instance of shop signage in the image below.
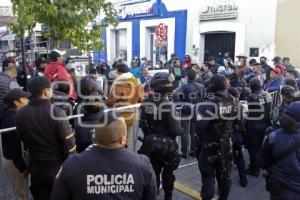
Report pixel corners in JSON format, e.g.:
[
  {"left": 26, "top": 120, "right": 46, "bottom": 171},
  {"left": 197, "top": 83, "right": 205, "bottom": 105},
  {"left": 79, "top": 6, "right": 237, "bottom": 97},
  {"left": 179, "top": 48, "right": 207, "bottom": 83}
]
[
  {"left": 113, "top": 0, "right": 155, "bottom": 19},
  {"left": 117, "top": 6, "right": 153, "bottom": 19},
  {"left": 200, "top": 0, "right": 238, "bottom": 21}
]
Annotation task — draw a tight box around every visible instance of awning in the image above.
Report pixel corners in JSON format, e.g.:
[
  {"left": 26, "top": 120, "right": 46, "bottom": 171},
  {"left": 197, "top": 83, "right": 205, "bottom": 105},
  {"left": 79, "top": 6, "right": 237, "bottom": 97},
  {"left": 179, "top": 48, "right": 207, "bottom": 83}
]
[{"left": 0, "top": 29, "right": 15, "bottom": 40}]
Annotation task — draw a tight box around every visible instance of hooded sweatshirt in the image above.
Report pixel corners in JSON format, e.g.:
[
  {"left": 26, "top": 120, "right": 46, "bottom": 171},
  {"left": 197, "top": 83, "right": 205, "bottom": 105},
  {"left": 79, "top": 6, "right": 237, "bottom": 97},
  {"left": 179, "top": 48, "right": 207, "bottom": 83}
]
[{"left": 106, "top": 72, "right": 144, "bottom": 125}]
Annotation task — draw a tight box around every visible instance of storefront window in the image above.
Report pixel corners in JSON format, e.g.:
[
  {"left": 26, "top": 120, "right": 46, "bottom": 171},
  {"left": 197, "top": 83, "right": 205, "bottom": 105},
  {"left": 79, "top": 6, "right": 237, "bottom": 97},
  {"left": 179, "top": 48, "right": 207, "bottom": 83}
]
[{"left": 115, "top": 29, "right": 127, "bottom": 62}]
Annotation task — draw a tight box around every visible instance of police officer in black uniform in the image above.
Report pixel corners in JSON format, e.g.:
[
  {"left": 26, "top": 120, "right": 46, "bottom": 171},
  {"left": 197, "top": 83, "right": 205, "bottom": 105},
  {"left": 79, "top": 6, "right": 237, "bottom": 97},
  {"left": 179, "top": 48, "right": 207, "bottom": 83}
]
[
  {"left": 74, "top": 77, "right": 104, "bottom": 152},
  {"left": 196, "top": 75, "right": 237, "bottom": 200},
  {"left": 51, "top": 110, "right": 157, "bottom": 200},
  {"left": 245, "top": 77, "right": 272, "bottom": 177},
  {"left": 139, "top": 72, "right": 182, "bottom": 200}
]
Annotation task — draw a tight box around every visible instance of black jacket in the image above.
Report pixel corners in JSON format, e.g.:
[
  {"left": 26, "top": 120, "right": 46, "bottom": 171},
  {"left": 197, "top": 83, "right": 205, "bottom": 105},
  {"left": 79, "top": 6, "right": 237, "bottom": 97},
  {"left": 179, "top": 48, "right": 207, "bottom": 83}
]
[
  {"left": 1, "top": 109, "right": 27, "bottom": 172},
  {"left": 140, "top": 94, "right": 182, "bottom": 138},
  {"left": 50, "top": 145, "right": 157, "bottom": 200},
  {"left": 16, "top": 98, "right": 76, "bottom": 163},
  {"left": 173, "top": 80, "right": 205, "bottom": 115}
]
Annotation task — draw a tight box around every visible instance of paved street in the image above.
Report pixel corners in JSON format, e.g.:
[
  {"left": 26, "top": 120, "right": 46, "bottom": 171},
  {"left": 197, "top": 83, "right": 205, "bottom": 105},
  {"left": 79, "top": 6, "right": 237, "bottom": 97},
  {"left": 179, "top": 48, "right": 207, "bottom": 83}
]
[
  {"left": 157, "top": 155, "right": 269, "bottom": 200},
  {"left": 1, "top": 151, "right": 269, "bottom": 200}
]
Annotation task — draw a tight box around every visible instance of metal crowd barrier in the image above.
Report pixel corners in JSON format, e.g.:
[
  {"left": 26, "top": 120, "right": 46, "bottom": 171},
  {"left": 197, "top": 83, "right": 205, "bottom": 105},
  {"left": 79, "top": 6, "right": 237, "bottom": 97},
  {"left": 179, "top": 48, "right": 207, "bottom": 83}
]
[
  {"left": 0, "top": 104, "right": 143, "bottom": 199},
  {"left": 0, "top": 92, "right": 282, "bottom": 198}
]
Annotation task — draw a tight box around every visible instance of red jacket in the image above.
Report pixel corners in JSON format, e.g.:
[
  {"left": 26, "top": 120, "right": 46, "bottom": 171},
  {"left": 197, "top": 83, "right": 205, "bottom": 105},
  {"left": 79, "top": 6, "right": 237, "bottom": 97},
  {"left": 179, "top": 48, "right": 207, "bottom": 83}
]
[{"left": 44, "top": 61, "right": 77, "bottom": 100}]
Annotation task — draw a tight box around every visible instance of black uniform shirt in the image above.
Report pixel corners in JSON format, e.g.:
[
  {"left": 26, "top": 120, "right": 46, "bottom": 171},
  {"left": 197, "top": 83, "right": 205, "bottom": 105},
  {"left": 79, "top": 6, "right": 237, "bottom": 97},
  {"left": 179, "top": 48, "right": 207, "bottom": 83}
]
[
  {"left": 16, "top": 98, "right": 75, "bottom": 162},
  {"left": 50, "top": 145, "right": 157, "bottom": 200}
]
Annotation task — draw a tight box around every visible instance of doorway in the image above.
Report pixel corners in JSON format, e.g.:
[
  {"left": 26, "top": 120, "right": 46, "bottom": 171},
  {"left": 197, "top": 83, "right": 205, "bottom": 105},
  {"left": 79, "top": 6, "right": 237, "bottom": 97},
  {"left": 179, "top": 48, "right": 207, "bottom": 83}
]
[{"left": 204, "top": 32, "right": 236, "bottom": 61}]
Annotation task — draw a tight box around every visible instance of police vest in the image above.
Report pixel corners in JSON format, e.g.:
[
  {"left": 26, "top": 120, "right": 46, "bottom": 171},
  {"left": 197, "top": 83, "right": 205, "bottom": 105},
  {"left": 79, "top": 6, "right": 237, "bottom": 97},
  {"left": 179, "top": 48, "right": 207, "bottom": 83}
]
[
  {"left": 141, "top": 95, "right": 177, "bottom": 138},
  {"left": 203, "top": 94, "right": 237, "bottom": 143},
  {"left": 247, "top": 92, "right": 270, "bottom": 123}
]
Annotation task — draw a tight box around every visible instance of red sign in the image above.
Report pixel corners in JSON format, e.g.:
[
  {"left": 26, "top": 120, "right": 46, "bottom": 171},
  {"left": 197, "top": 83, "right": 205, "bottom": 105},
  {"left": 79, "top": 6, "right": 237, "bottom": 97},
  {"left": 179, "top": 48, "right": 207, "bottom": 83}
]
[{"left": 155, "top": 23, "right": 168, "bottom": 41}]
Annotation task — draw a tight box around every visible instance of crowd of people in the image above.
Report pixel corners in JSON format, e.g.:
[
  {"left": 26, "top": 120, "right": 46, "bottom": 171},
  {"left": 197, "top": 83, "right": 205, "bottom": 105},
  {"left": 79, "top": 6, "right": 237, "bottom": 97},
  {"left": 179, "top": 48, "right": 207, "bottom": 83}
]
[{"left": 0, "top": 49, "right": 300, "bottom": 200}]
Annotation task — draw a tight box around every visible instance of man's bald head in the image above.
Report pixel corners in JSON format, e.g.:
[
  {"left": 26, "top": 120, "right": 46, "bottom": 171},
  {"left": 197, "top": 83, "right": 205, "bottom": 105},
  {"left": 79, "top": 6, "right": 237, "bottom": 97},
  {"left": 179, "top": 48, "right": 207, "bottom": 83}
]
[{"left": 95, "top": 117, "right": 127, "bottom": 148}]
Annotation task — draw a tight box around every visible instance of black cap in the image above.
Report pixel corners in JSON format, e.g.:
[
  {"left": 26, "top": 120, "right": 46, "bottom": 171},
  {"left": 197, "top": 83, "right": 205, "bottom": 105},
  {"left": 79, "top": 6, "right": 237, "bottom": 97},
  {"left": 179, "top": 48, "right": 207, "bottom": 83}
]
[
  {"left": 4, "top": 88, "right": 30, "bottom": 105},
  {"left": 28, "top": 77, "right": 51, "bottom": 97},
  {"left": 116, "top": 63, "right": 129, "bottom": 73},
  {"left": 286, "top": 101, "right": 300, "bottom": 121},
  {"left": 272, "top": 56, "right": 281, "bottom": 62}
]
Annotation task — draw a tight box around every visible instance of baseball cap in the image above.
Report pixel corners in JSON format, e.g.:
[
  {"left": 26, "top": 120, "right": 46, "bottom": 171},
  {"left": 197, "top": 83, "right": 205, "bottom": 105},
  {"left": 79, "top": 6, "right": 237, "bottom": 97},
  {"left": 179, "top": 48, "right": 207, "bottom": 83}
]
[
  {"left": 4, "top": 88, "right": 30, "bottom": 105},
  {"left": 271, "top": 66, "right": 282, "bottom": 75},
  {"left": 49, "top": 49, "right": 66, "bottom": 60},
  {"left": 272, "top": 56, "right": 281, "bottom": 62},
  {"left": 285, "top": 101, "right": 300, "bottom": 121}
]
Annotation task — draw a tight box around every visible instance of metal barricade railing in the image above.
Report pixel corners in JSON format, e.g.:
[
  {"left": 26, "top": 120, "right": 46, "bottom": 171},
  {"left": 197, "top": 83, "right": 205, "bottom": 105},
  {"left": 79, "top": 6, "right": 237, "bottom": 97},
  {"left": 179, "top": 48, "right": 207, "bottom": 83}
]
[
  {"left": 0, "top": 92, "right": 282, "bottom": 198},
  {"left": 0, "top": 104, "right": 142, "bottom": 199}
]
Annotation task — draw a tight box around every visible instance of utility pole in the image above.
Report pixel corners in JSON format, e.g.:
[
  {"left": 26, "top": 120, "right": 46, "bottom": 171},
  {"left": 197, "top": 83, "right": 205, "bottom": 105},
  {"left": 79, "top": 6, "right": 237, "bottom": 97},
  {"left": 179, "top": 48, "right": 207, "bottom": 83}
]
[{"left": 20, "top": 37, "right": 27, "bottom": 90}]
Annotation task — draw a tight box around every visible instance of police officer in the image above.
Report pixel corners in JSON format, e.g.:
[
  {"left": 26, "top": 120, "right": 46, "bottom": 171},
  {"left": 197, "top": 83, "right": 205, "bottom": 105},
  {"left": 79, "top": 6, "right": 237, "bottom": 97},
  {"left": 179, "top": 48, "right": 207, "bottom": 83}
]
[
  {"left": 266, "top": 85, "right": 296, "bottom": 135},
  {"left": 228, "top": 87, "right": 248, "bottom": 187},
  {"left": 16, "top": 77, "right": 76, "bottom": 200},
  {"left": 258, "top": 101, "right": 300, "bottom": 200},
  {"left": 51, "top": 110, "right": 157, "bottom": 200},
  {"left": 139, "top": 72, "right": 182, "bottom": 200},
  {"left": 74, "top": 77, "right": 104, "bottom": 152},
  {"left": 196, "top": 75, "right": 237, "bottom": 200},
  {"left": 245, "top": 77, "right": 272, "bottom": 177}
]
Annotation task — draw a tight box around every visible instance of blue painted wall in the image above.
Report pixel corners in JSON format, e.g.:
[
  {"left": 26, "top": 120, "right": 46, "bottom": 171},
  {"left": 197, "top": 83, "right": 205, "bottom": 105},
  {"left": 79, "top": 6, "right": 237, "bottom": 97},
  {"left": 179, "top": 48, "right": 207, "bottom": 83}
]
[
  {"left": 94, "top": 0, "right": 187, "bottom": 63},
  {"left": 93, "top": 28, "right": 107, "bottom": 65}
]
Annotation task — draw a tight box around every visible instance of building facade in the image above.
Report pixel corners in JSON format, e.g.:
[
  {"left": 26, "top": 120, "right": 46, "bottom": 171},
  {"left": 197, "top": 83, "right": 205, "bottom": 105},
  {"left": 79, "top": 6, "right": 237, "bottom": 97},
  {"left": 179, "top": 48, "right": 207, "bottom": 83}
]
[
  {"left": 96, "top": 0, "right": 279, "bottom": 66},
  {"left": 275, "top": 0, "right": 300, "bottom": 68},
  {"left": 192, "top": 0, "right": 278, "bottom": 64},
  {"left": 93, "top": 0, "right": 187, "bottom": 66}
]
